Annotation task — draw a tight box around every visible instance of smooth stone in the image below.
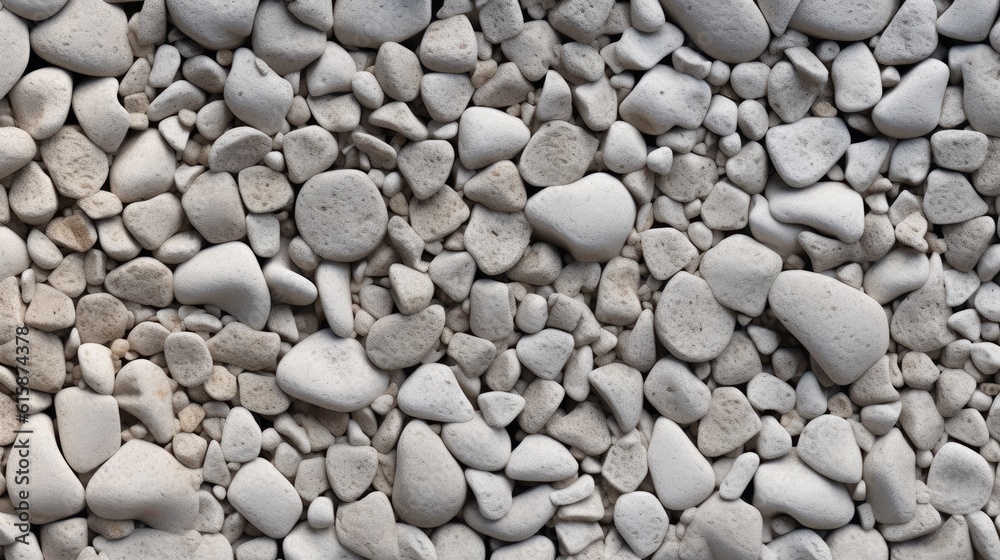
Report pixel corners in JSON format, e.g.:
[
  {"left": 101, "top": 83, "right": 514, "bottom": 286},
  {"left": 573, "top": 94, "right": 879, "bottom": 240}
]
[
  {"left": 720, "top": 452, "right": 761, "bottom": 500},
  {"left": 398, "top": 363, "right": 475, "bottom": 423},
  {"left": 251, "top": 0, "right": 326, "bottom": 76},
  {"left": 515, "top": 328, "right": 574, "bottom": 381},
  {"left": 463, "top": 485, "right": 556, "bottom": 541},
  {"left": 465, "top": 469, "right": 514, "bottom": 522},
  {"left": 206, "top": 322, "right": 281, "bottom": 373},
  {"left": 441, "top": 412, "right": 512, "bottom": 472},
  {"left": 77, "top": 343, "right": 115, "bottom": 395},
  {"left": 957, "top": 45, "right": 1000, "bottom": 137},
  {"left": 922, "top": 169, "right": 989, "bottom": 225},
  {"left": 54, "top": 387, "right": 120, "bottom": 473},
  {"left": 0, "top": 9, "right": 29, "bottom": 100},
  {"left": 766, "top": 180, "right": 865, "bottom": 243},
  {"left": 173, "top": 242, "right": 271, "bottom": 330},
  {"left": 768, "top": 270, "right": 889, "bottom": 384},
  {"left": 699, "top": 234, "right": 782, "bottom": 317},
  {"left": 931, "top": 130, "right": 988, "bottom": 172},
  {"left": 305, "top": 42, "right": 355, "bottom": 96},
  {"left": 220, "top": 406, "right": 261, "bottom": 463},
  {"left": 826, "top": 525, "right": 889, "bottom": 560},
  {"left": 123, "top": 194, "right": 183, "bottom": 251},
  {"left": 315, "top": 261, "right": 353, "bottom": 338},
  {"left": 0, "top": 227, "right": 30, "bottom": 282},
  {"left": 644, "top": 357, "right": 711, "bottom": 424},
  {"left": 863, "top": 248, "right": 930, "bottom": 304},
  {"left": 787, "top": 0, "right": 898, "bottom": 40},
  {"left": 767, "top": 530, "right": 833, "bottom": 560},
  {"left": 277, "top": 329, "right": 388, "bottom": 412},
  {"left": 95, "top": 530, "right": 233, "bottom": 560},
  {"left": 86, "top": 440, "right": 201, "bottom": 532},
  {"left": 7, "top": 414, "right": 85, "bottom": 525},
  {"left": 766, "top": 117, "right": 851, "bottom": 188},
  {"left": 798, "top": 415, "right": 863, "bottom": 483},
  {"left": 283, "top": 523, "right": 360, "bottom": 560},
  {"left": 874, "top": 0, "right": 938, "bottom": 65},
  {"left": 10, "top": 68, "right": 72, "bottom": 140},
  {"left": 182, "top": 171, "right": 248, "bottom": 243},
  {"left": 491, "top": 536, "right": 556, "bottom": 560},
  {"left": 647, "top": 417, "right": 714, "bottom": 510},
  {"left": 393, "top": 420, "right": 467, "bottom": 528},
  {"left": 517, "top": 121, "right": 598, "bottom": 187},
  {"left": 207, "top": 127, "right": 271, "bottom": 173},
  {"left": 418, "top": 15, "right": 476, "bottom": 73},
  {"left": 505, "top": 434, "right": 577, "bottom": 482},
  {"left": 464, "top": 206, "right": 532, "bottom": 276},
  {"left": 478, "top": 392, "right": 526, "bottom": 428},
  {"left": 110, "top": 129, "right": 177, "bottom": 203},
  {"left": 333, "top": 493, "right": 399, "bottom": 560},
  {"left": 72, "top": 78, "right": 130, "bottom": 153},
  {"left": 660, "top": 0, "right": 769, "bottom": 63},
  {"left": 927, "top": 442, "right": 993, "bottom": 515},
  {"left": 832, "top": 42, "right": 882, "bottom": 113},
  {"left": 224, "top": 48, "right": 294, "bottom": 136},
  {"left": 524, "top": 173, "right": 636, "bottom": 263},
  {"left": 333, "top": 0, "right": 431, "bottom": 47},
  {"left": 753, "top": 451, "right": 856, "bottom": 530},
  {"left": 30, "top": 0, "right": 132, "bottom": 77},
  {"left": 420, "top": 73, "right": 474, "bottom": 123},
  {"left": 655, "top": 271, "right": 735, "bottom": 363},
  {"left": 871, "top": 58, "right": 949, "bottom": 139},
  {"left": 697, "top": 387, "right": 761, "bottom": 457},
  {"left": 73, "top": 293, "right": 130, "bottom": 345},
  {"left": 618, "top": 65, "right": 711, "bottom": 135},
  {"left": 679, "top": 493, "right": 762, "bottom": 560},
  {"left": 614, "top": 491, "right": 668, "bottom": 557},
  {"left": 888, "top": 515, "right": 973, "bottom": 560},
  {"left": 158, "top": 329, "right": 212, "bottom": 387},
  {"left": 228, "top": 458, "right": 303, "bottom": 538},
  {"left": 892, "top": 253, "right": 958, "bottom": 352},
  {"left": 770, "top": 62, "right": 814, "bottom": 123},
  {"left": 614, "top": 22, "right": 684, "bottom": 70},
  {"left": 397, "top": 140, "right": 453, "bottom": 199},
  {"left": 589, "top": 363, "right": 643, "bottom": 432},
  {"left": 457, "top": 107, "right": 530, "bottom": 169},
  {"left": 937, "top": 0, "right": 999, "bottom": 41},
  {"left": 165, "top": 0, "right": 258, "bottom": 50},
  {"left": 113, "top": 359, "right": 175, "bottom": 444},
  {"left": 238, "top": 166, "right": 294, "bottom": 214},
  {"left": 325, "top": 444, "right": 377, "bottom": 502},
  {"left": 0, "top": 127, "right": 35, "bottom": 180},
  {"left": 365, "top": 305, "right": 445, "bottom": 369},
  {"left": 863, "top": 428, "right": 917, "bottom": 525},
  {"left": 641, "top": 227, "right": 697, "bottom": 281},
  {"left": 295, "top": 170, "right": 387, "bottom": 262}
]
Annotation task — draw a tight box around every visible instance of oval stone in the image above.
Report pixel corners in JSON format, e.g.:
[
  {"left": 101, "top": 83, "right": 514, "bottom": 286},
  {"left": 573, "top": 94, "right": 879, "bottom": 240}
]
[
  {"left": 393, "top": 420, "right": 467, "bottom": 528},
  {"left": 661, "top": 0, "right": 770, "bottom": 63},
  {"left": 655, "top": 272, "right": 735, "bottom": 362},
  {"left": 276, "top": 329, "right": 390, "bottom": 412},
  {"left": 524, "top": 173, "right": 636, "bottom": 263}
]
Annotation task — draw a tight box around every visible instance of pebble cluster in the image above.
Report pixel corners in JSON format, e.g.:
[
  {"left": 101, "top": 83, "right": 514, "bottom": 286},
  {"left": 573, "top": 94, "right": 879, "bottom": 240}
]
[{"left": 1, "top": 0, "right": 1000, "bottom": 558}]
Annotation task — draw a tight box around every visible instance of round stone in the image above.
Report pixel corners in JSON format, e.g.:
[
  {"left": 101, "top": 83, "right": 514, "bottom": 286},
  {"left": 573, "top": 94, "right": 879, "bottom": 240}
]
[
  {"left": 927, "top": 442, "right": 994, "bottom": 515},
  {"left": 295, "top": 170, "right": 388, "bottom": 262}
]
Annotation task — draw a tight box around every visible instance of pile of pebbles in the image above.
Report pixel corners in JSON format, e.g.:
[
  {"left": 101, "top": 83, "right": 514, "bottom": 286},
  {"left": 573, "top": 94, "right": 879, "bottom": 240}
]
[{"left": 3, "top": 0, "right": 1000, "bottom": 557}]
